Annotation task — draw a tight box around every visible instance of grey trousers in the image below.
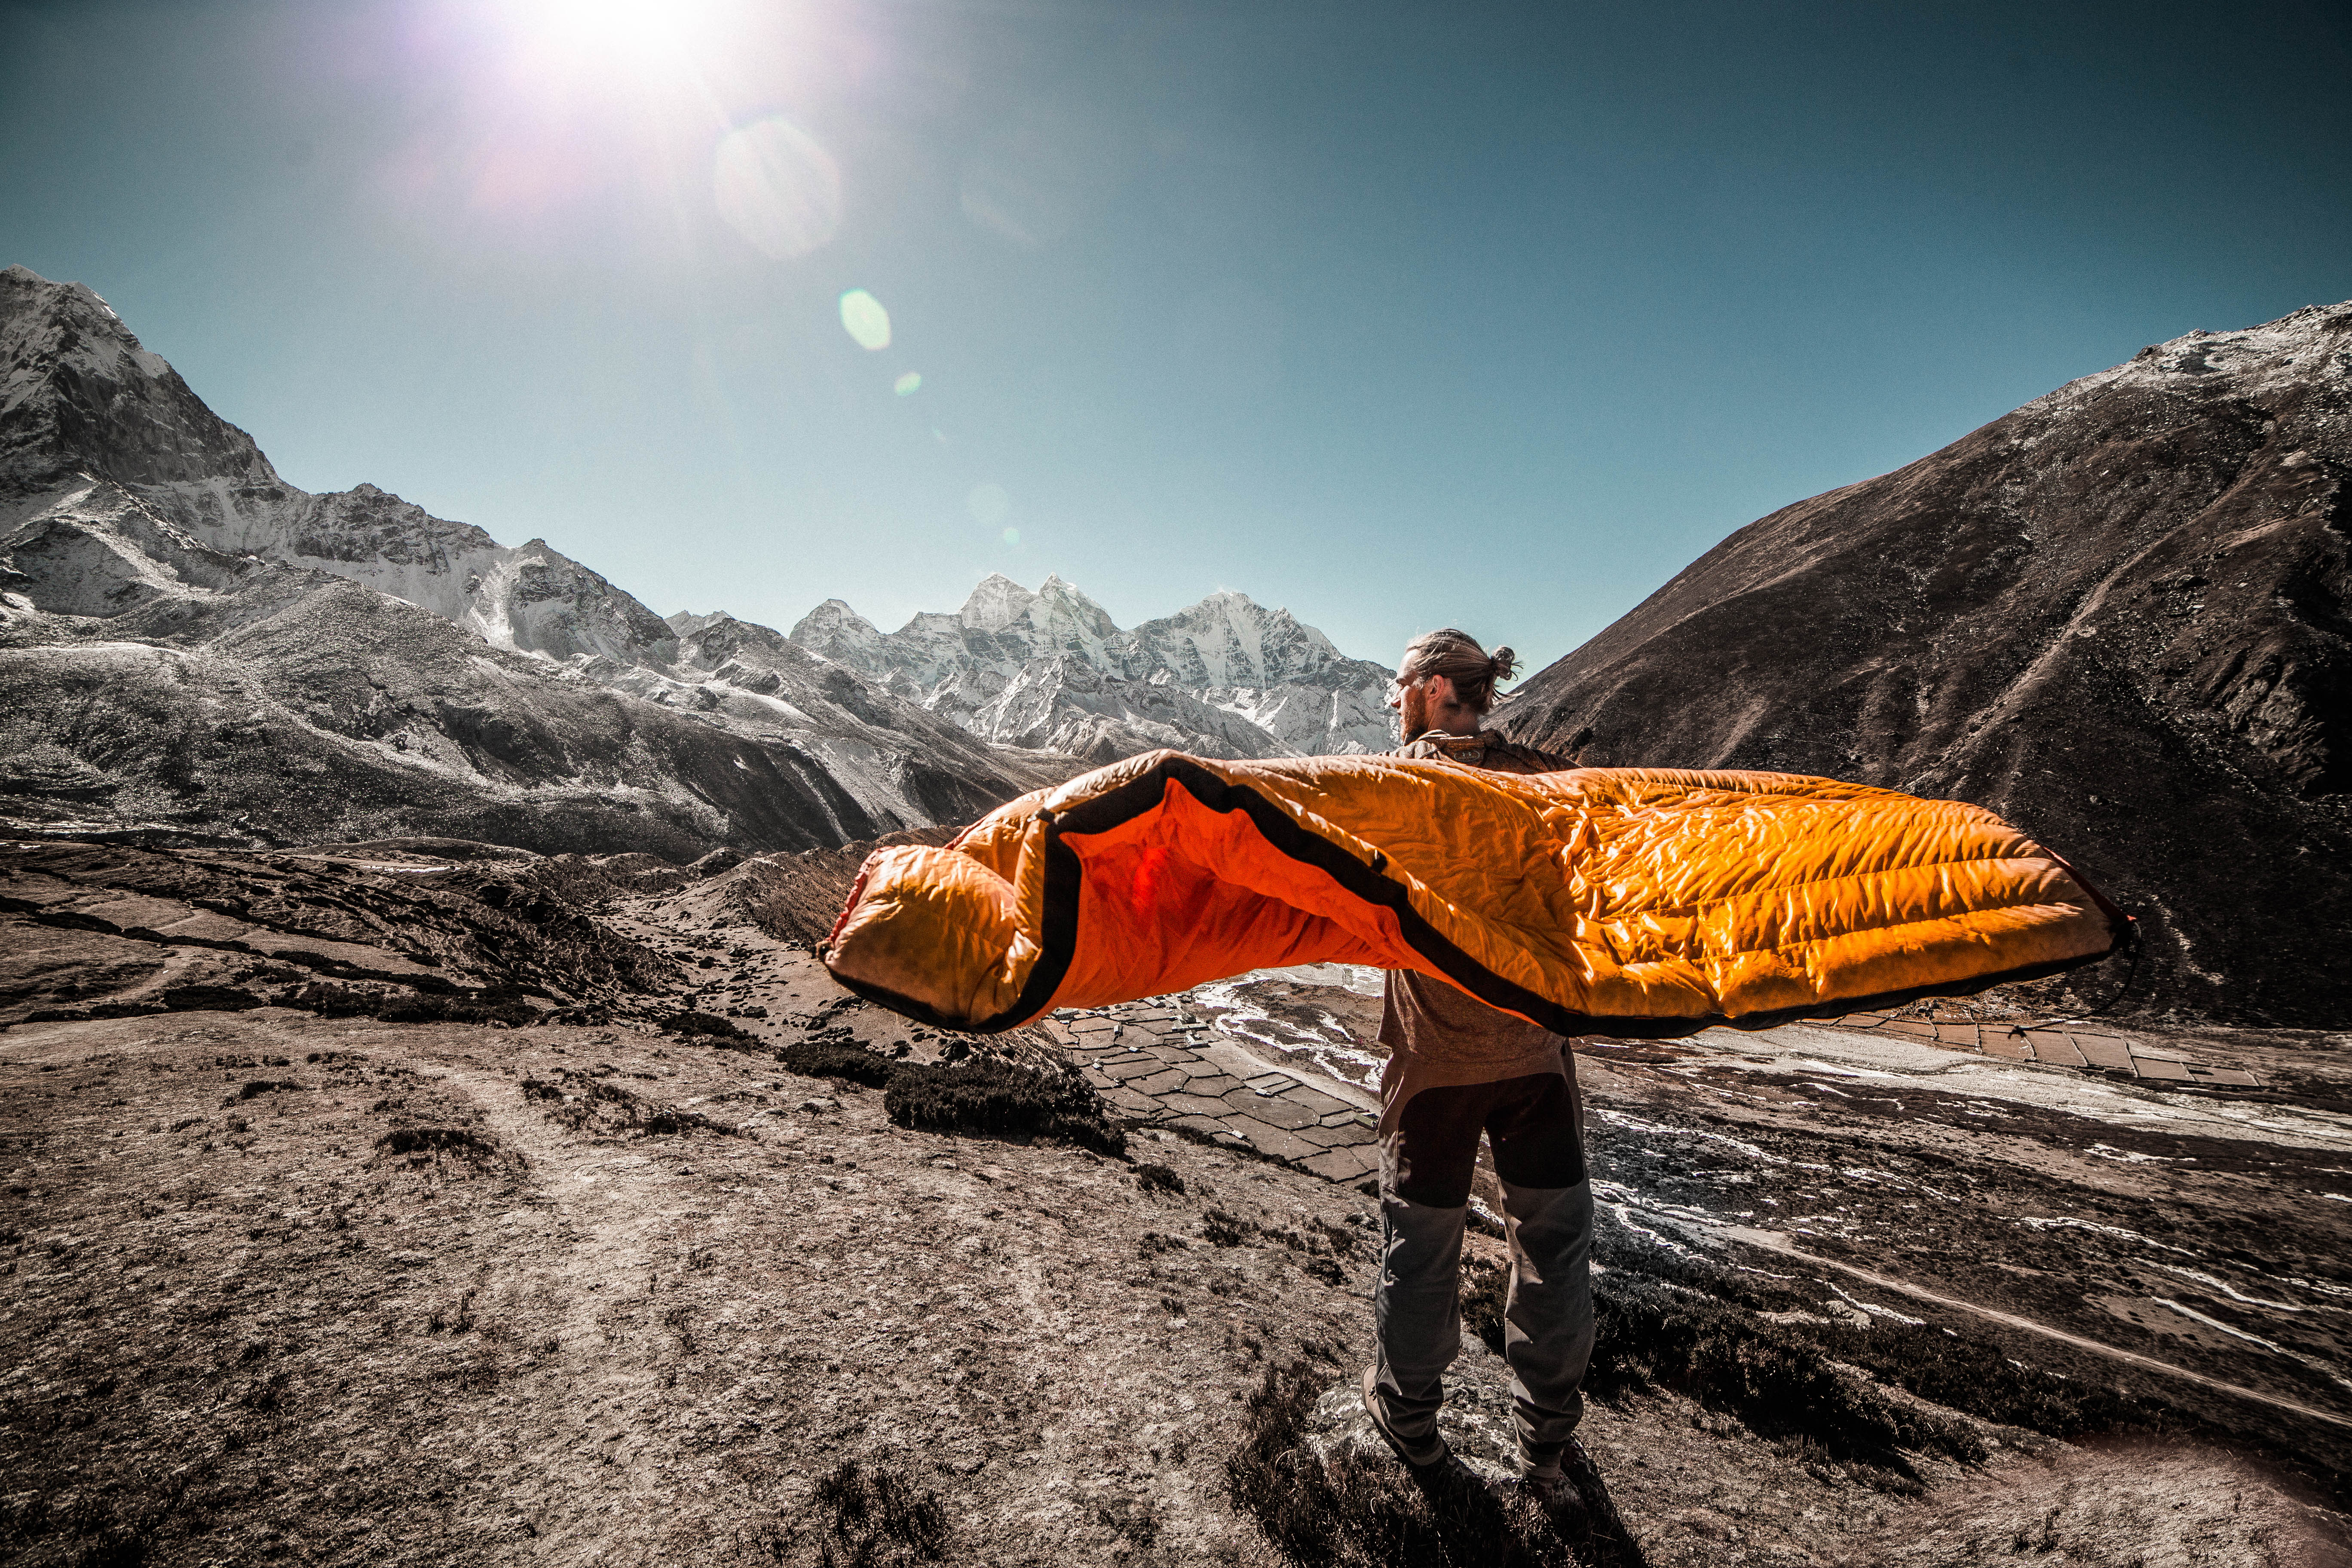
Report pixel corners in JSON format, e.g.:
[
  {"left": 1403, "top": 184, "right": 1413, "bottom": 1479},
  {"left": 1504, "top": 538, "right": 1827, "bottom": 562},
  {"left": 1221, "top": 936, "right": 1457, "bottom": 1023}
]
[{"left": 1371, "top": 1072, "right": 1593, "bottom": 1456}]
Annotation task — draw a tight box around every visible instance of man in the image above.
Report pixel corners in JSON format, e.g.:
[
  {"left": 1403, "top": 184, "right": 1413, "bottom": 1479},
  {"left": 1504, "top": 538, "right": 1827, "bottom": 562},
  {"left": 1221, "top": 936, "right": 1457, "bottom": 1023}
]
[{"left": 1363, "top": 628, "right": 1618, "bottom": 1525}]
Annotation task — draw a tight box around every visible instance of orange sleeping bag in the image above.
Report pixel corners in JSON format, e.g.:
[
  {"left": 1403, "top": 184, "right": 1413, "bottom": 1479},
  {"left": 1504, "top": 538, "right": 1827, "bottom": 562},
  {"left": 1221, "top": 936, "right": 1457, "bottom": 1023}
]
[{"left": 821, "top": 750, "right": 2127, "bottom": 1035}]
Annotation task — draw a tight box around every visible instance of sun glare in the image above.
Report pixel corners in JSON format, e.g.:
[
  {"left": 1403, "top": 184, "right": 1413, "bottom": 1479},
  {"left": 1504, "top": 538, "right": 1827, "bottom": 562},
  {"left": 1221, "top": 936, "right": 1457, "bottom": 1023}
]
[
  {"left": 487, "top": 0, "right": 746, "bottom": 80},
  {"left": 508, "top": 0, "right": 694, "bottom": 52}
]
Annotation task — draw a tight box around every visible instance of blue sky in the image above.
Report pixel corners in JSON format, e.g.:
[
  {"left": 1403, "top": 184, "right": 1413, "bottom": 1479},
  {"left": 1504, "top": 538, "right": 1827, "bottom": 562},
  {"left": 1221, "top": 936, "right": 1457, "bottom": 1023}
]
[{"left": 6, "top": 0, "right": 2349, "bottom": 675}]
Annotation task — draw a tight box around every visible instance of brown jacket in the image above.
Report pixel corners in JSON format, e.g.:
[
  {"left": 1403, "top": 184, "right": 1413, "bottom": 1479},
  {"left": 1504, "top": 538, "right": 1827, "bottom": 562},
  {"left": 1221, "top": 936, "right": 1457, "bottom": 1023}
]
[
  {"left": 1375, "top": 728, "right": 1578, "bottom": 1131},
  {"left": 1395, "top": 728, "right": 1579, "bottom": 775}
]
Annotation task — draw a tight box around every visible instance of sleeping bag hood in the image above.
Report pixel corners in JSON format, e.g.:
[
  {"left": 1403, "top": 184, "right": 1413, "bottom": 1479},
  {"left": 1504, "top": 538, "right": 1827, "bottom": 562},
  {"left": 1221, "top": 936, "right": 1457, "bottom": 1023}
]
[{"left": 821, "top": 750, "right": 2128, "bottom": 1036}]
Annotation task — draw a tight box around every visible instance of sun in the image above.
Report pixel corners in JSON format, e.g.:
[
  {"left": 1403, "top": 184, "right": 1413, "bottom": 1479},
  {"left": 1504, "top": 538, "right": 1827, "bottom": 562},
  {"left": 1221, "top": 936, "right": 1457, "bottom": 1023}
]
[{"left": 496, "top": 0, "right": 723, "bottom": 67}]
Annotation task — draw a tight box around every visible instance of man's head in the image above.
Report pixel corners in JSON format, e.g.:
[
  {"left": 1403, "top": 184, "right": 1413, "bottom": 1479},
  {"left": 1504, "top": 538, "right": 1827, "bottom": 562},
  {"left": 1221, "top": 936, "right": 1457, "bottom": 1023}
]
[{"left": 1389, "top": 629, "right": 1519, "bottom": 739}]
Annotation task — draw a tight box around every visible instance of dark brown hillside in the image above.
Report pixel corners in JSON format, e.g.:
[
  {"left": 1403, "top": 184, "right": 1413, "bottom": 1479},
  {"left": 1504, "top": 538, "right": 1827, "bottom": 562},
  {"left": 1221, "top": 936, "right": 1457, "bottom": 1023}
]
[{"left": 1499, "top": 305, "right": 2352, "bottom": 1025}]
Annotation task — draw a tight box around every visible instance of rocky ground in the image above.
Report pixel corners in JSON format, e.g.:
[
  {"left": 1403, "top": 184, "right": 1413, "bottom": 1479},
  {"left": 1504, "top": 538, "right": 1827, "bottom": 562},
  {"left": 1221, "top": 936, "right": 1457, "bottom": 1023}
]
[{"left": 3, "top": 836, "right": 2349, "bottom": 1567}]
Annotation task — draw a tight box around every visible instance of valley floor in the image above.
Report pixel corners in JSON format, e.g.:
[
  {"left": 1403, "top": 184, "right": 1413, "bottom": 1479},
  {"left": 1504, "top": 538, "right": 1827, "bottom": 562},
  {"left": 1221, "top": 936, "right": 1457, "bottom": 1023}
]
[{"left": 3, "top": 863, "right": 2348, "bottom": 1566}]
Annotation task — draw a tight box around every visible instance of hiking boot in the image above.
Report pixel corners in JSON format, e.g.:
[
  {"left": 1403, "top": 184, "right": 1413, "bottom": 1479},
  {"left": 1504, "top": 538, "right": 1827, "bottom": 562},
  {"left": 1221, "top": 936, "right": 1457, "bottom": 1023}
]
[
  {"left": 1523, "top": 1435, "right": 1642, "bottom": 1564},
  {"left": 1360, "top": 1365, "right": 1447, "bottom": 1468},
  {"left": 1518, "top": 1442, "right": 1579, "bottom": 1508}
]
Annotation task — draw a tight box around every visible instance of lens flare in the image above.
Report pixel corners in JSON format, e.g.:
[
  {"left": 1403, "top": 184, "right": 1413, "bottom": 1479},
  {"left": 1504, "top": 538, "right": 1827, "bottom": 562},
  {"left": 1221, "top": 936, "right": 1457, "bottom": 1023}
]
[
  {"left": 1001, "top": 527, "right": 1022, "bottom": 545},
  {"left": 713, "top": 118, "right": 841, "bottom": 260},
  {"left": 957, "top": 94, "right": 1134, "bottom": 250},
  {"left": 968, "top": 483, "right": 1011, "bottom": 527},
  {"left": 839, "top": 289, "right": 891, "bottom": 351},
  {"left": 894, "top": 371, "right": 922, "bottom": 396}
]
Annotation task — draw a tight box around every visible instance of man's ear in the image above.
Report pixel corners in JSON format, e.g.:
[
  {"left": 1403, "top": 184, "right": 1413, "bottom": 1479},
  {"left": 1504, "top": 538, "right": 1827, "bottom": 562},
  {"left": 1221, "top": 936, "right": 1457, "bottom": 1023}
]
[{"left": 1425, "top": 673, "right": 1457, "bottom": 712}]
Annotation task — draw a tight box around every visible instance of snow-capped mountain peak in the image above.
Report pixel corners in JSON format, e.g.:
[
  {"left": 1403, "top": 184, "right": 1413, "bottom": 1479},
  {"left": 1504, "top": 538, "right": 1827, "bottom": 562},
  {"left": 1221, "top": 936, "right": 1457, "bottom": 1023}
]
[
  {"left": 958, "top": 572, "right": 1038, "bottom": 631},
  {"left": 787, "top": 597, "right": 888, "bottom": 674},
  {"left": 788, "top": 574, "right": 1395, "bottom": 759}
]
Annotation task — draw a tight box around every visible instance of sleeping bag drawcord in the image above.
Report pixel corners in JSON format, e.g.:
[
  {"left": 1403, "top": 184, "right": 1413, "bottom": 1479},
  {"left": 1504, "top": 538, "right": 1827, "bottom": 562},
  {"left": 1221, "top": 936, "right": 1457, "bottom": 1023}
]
[{"left": 2007, "top": 916, "right": 2142, "bottom": 1035}]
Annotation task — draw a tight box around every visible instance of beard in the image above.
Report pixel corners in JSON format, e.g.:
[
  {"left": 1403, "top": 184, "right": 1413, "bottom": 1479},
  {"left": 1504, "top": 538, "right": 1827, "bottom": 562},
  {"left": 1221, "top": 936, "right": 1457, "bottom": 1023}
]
[{"left": 1392, "top": 686, "right": 1430, "bottom": 741}]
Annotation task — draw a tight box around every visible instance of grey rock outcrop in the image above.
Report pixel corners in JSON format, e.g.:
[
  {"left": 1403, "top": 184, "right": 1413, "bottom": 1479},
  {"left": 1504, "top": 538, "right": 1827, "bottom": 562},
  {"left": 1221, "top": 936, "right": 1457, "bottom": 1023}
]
[{"left": 1498, "top": 303, "right": 2352, "bottom": 1024}]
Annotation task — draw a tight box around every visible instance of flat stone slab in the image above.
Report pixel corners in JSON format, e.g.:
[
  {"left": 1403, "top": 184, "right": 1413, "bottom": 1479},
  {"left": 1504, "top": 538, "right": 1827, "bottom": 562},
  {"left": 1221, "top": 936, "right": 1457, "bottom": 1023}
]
[
  {"left": 1220, "top": 1089, "right": 1323, "bottom": 1130},
  {"left": 1301, "top": 1144, "right": 1379, "bottom": 1182},
  {"left": 1051, "top": 998, "right": 1383, "bottom": 1184},
  {"left": 1176, "top": 1073, "right": 1245, "bottom": 1097},
  {"left": 1277, "top": 1084, "right": 1356, "bottom": 1117},
  {"left": 1160, "top": 1092, "right": 1243, "bottom": 1119},
  {"left": 1224, "top": 1116, "right": 1323, "bottom": 1163},
  {"left": 2032, "top": 1035, "right": 2091, "bottom": 1068},
  {"left": 1823, "top": 1011, "right": 2257, "bottom": 1087},
  {"left": 1164, "top": 1114, "right": 1239, "bottom": 1140},
  {"left": 2071, "top": 1035, "right": 2132, "bottom": 1069}
]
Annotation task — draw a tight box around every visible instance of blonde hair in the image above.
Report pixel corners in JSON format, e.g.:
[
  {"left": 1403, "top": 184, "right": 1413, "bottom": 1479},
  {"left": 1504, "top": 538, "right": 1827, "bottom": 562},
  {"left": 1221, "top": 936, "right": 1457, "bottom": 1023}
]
[{"left": 1400, "top": 628, "right": 1519, "bottom": 715}]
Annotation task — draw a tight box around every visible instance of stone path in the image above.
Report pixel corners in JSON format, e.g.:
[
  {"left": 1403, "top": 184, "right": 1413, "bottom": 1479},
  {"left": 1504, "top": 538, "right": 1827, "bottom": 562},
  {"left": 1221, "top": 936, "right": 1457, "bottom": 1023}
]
[
  {"left": 1034, "top": 1003, "right": 1381, "bottom": 1184},
  {"left": 1035, "top": 987, "right": 2273, "bottom": 1185},
  {"left": 1825, "top": 1010, "right": 2263, "bottom": 1087}
]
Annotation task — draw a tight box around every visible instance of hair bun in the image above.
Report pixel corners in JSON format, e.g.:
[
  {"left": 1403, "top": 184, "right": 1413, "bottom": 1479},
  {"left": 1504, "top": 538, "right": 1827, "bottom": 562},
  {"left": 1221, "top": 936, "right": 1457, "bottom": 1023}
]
[{"left": 1489, "top": 646, "right": 1519, "bottom": 682}]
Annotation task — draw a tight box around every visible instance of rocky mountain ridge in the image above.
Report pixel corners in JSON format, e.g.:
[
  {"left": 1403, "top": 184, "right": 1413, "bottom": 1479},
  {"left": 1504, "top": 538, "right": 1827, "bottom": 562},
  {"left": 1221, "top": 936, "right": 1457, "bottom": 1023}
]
[
  {"left": 1498, "top": 301, "right": 2352, "bottom": 1025},
  {"left": 778, "top": 574, "right": 1396, "bottom": 761},
  {"left": 0, "top": 266, "right": 677, "bottom": 668},
  {"left": 0, "top": 265, "right": 1071, "bottom": 852}
]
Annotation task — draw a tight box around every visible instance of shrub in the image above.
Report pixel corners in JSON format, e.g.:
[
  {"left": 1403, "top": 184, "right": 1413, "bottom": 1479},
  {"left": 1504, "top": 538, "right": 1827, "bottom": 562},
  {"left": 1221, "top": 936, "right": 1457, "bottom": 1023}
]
[
  {"left": 375, "top": 991, "right": 539, "bottom": 1026},
  {"left": 1806, "top": 1314, "right": 2158, "bottom": 1438},
  {"left": 1586, "top": 1274, "right": 1981, "bottom": 1478},
  {"left": 1135, "top": 1162, "right": 1187, "bottom": 1196},
  {"left": 519, "top": 1075, "right": 738, "bottom": 1140},
  {"left": 375, "top": 1126, "right": 514, "bottom": 1168},
  {"left": 1224, "top": 1359, "right": 1587, "bottom": 1568},
  {"left": 777, "top": 1038, "right": 897, "bottom": 1089},
  {"left": 884, "top": 1056, "right": 1126, "bottom": 1157},
  {"left": 1302, "top": 1256, "right": 1348, "bottom": 1286},
  {"left": 285, "top": 981, "right": 383, "bottom": 1017},
  {"left": 808, "top": 1459, "right": 949, "bottom": 1564},
  {"left": 665, "top": 1010, "right": 750, "bottom": 1040},
  {"left": 1203, "top": 1209, "right": 1251, "bottom": 1247},
  {"left": 781, "top": 1040, "right": 1126, "bottom": 1156}
]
